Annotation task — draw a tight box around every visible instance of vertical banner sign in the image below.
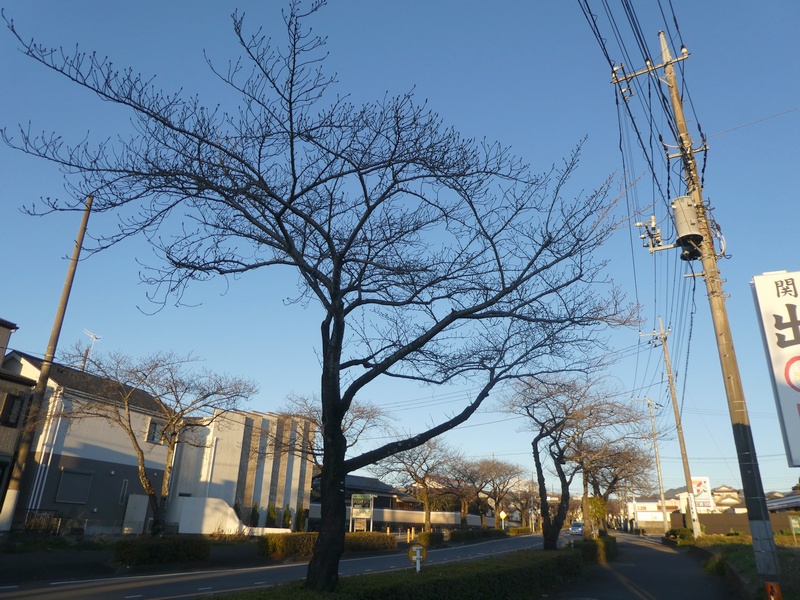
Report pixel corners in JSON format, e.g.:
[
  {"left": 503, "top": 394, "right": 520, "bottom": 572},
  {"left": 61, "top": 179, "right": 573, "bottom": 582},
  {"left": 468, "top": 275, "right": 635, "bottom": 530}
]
[
  {"left": 752, "top": 271, "right": 800, "bottom": 467},
  {"left": 691, "top": 477, "right": 713, "bottom": 510}
]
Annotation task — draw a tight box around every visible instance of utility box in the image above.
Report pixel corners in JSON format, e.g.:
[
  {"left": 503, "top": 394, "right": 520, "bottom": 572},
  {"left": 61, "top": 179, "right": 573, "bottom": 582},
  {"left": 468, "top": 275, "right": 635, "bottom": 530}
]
[{"left": 671, "top": 196, "right": 702, "bottom": 260}]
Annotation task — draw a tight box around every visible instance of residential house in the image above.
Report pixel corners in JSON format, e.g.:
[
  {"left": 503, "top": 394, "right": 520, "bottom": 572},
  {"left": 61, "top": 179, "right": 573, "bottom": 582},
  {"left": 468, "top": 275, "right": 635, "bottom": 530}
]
[
  {"left": 0, "top": 348, "right": 314, "bottom": 536},
  {"left": 0, "top": 320, "right": 36, "bottom": 528}
]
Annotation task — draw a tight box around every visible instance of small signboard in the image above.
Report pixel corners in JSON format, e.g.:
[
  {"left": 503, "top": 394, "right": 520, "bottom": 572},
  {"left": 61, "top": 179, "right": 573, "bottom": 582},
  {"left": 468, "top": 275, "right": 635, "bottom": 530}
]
[
  {"left": 789, "top": 515, "right": 800, "bottom": 535},
  {"left": 349, "top": 494, "right": 374, "bottom": 532}
]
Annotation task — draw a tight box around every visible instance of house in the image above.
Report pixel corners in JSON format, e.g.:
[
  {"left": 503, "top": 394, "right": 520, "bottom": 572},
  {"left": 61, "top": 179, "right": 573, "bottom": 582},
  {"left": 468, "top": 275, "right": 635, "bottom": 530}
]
[
  {"left": 0, "top": 348, "right": 314, "bottom": 536},
  {"left": 0, "top": 320, "right": 36, "bottom": 528}
]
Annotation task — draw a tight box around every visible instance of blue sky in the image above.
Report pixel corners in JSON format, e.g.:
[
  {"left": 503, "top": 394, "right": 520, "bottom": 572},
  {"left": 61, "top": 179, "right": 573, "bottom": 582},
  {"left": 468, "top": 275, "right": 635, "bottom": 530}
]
[{"left": 1, "top": 1, "right": 798, "bottom": 495}]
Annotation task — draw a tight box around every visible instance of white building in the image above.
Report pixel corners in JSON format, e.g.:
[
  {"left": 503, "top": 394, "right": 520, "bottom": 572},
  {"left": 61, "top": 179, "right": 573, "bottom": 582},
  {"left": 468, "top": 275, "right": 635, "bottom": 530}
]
[{"left": 0, "top": 350, "right": 314, "bottom": 536}]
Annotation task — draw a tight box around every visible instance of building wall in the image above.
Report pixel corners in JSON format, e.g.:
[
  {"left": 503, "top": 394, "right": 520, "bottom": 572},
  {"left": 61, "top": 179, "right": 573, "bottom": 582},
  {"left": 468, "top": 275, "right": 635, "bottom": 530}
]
[{"left": 2, "top": 352, "right": 315, "bottom": 535}]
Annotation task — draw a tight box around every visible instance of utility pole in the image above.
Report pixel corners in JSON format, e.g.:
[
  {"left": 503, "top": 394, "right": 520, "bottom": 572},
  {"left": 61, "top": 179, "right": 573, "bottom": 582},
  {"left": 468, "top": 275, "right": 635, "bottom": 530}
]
[
  {"left": 643, "top": 319, "right": 701, "bottom": 538},
  {"left": 0, "top": 195, "right": 93, "bottom": 531},
  {"left": 658, "top": 32, "right": 780, "bottom": 590},
  {"left": 644, "top": 397, "right": 669, "bottom": 535},
  {"left": 617, "top": 34, "right": 780, "bottom": 591}
]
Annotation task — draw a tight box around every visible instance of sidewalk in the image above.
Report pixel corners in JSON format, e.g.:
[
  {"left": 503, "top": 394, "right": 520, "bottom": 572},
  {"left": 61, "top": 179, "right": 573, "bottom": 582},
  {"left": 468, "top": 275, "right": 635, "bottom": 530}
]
[{"left": 548, "top": 533, "right": 741, "bottom": 600}]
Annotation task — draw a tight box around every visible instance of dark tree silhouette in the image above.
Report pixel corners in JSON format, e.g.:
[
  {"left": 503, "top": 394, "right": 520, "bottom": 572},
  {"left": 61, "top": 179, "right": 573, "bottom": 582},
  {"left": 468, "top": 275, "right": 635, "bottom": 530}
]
[{"left": 4, "top": 1, "right": 633, "bottom": 590}]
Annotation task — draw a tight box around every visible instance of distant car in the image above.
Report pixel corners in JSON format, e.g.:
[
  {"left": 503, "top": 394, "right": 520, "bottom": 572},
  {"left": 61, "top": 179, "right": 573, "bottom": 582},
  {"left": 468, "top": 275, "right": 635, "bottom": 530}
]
[{"left": 569, "top": 522, "right": 584, "bottom": 536}]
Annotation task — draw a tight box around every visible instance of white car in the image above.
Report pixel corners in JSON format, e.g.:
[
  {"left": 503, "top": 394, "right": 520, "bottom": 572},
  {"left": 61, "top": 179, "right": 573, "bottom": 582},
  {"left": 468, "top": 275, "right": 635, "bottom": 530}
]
[{"left": 569, "top": 522, "right": 584, "bottom": 536}]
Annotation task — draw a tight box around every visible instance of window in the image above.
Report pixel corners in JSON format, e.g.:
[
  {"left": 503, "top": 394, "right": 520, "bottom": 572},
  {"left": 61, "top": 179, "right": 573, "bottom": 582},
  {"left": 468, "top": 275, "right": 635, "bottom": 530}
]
[
  {"left": 146, "top": 419, "right": 165, "bottom": 444},
  {"left": 55, "top": 470, "right": 93, "bottom": 504},
  {"left": 119, "top": 479, "right": 129, "bottom": 505},
  {"left": 0, "top": 392, "right": 25, "bottom": 427}
]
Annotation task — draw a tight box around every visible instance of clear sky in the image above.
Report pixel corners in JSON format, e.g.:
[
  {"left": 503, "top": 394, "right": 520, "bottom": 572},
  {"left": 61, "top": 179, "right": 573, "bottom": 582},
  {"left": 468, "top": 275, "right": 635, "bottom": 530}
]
[{"left": 1, "top": 1, "right": 798, "bottom": 496}]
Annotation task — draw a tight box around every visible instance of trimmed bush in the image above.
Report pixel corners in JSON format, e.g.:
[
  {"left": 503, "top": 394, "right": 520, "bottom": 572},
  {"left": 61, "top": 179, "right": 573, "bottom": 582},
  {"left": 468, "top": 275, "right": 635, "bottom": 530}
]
[
  {"left": 266, "top": 502, "right": 277, "bottom": 527},
  {"left": 448, "top": 528, "right": 508, "bottom": 543},
  {"left": 281, "top": 504, "right": 292, "bottom": 529},
  {"left": 571, "top": 534, "right": 618, "bottom": 564},
  {"left": 418, "top": 531, "right": 444, "bottom": 547},
  {"left": 114, "top": 535, "right": 211, "bottom": 566},
  {"left": 665, "top": 527, "right": 695, "bottom": 545},
  {"left": 258, "top": 532, "right": 317, "bottom": 559},
  {"left": 344, "top": 532, "right": 398, "bottom": 553},
  {"left": 258, "top": 531, "right": 397, "bottom": 560},
  {"left": 508, "top": 527, "right": 532, "bottom": 537}
]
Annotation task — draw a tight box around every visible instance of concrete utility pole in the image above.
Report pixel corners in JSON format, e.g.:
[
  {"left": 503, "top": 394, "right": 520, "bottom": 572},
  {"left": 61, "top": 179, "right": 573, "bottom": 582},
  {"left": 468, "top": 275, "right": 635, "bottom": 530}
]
[
  {"left": 643, "top": 319, "right": 701, "bottom": 538},
  {"left": 613, "top": 30, "right": 780, "bottom": 595},
  {"left": 0, "top": 195, "right": 93, "bottom": 531},
  {"left": 644, "top": 397, "right": 669, "bottom": 535},
  {"left": 657, "top": 32, "right": 780, "bottom": 590}
]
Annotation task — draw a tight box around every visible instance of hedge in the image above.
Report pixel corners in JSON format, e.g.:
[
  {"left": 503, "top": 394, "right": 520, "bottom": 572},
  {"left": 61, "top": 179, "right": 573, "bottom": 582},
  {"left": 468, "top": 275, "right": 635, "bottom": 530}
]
[
  {"left": 114, "top": 535, "right": 212, "bottom": 566},
  {"left": 448, "top": 528, "right": 508, "bottom": 543},
  {"left": 571, "top": 534, "right": 618, "bottom": 564},
  {"left": 418, "top": 531, "right": 444, "bottom": 547},
  {"left": 258, "top": 531, "right": 397, "bottom": 560}
]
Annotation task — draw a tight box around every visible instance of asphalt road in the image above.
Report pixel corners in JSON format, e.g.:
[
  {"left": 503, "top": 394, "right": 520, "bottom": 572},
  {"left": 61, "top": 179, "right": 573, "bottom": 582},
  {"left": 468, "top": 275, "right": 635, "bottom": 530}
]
[{"left": 0, "top": 534, "right": 544, "bottom": 600}]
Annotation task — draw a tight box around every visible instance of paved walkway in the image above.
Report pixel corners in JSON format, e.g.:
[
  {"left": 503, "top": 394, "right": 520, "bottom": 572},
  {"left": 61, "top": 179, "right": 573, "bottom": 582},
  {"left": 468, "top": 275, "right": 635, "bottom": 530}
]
[{"left": 549, "top": 533, "right": 742, "bottom": 600}]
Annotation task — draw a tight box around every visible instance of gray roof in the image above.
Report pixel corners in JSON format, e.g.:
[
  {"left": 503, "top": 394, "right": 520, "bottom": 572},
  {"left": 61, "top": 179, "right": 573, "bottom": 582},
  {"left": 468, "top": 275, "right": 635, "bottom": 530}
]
[{"left": 13, "top": 351, "right": 161, "bottom": 413}]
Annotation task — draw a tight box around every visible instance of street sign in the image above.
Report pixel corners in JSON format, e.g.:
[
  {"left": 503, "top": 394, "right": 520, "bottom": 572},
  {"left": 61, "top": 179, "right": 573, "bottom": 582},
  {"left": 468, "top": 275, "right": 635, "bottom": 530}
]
[
  {"left": 407, "top": 543, "right": 427, "bottom": 572},
  {"left": 789, "top": 515, "right": 800, "bottom": 535}
]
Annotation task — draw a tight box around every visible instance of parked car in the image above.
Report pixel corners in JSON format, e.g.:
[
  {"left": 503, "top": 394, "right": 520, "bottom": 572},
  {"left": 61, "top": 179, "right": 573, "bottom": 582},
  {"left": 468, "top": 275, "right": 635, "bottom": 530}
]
[{"left": 569, "top": 521, "right": 584, "bottom": 536}]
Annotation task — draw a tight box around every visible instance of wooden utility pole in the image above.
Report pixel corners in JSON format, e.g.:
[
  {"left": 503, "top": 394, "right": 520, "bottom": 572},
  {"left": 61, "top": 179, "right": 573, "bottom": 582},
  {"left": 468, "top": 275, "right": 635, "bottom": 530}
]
[{"left": 656, "top": 32, "right": 780, "bottom": 589}]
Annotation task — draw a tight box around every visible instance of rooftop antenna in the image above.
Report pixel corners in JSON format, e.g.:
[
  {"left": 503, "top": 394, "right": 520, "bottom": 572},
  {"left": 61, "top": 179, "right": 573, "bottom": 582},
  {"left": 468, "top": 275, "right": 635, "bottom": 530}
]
[{"left": 80, "top": 328, "right": 101, "bottom": 371}]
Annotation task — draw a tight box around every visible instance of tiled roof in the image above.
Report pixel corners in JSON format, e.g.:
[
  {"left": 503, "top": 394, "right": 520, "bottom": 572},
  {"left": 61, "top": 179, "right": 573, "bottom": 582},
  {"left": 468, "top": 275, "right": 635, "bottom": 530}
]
[{"left": 13, "top": 351, "right": 161, "bottom": 413}]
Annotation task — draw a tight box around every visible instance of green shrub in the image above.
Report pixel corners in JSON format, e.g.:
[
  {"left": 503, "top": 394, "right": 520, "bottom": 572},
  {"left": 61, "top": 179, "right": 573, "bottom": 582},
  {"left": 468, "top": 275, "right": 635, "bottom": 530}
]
[
  {"left": 665, "top": 527, "right": 695, "bottom": 545},
  {"left": 571, "top": 534, "right": 618, "bottom": 564},
  {"left": 344, "top": 532, "right": 398, "bottom": 553},
  {"left": 725, "top": 529, "right": 745, "bottom": 537},
  {"left": 418, "top": 531, "right": 444, "bottom": 547},
  {"left": 448, "top": 528, "right": 508, "bottom": 543},
  {"left": 258, "top": 531, "right": 397, "bottom": 560},
  {"left": 114, "top": 535, "right": 211, "bottom": 566},
  {"left": 249, "top": 502, "right": 260, "bottom": 527},
  {"left": 258, "top": 532, "right": 317, "bottom": 559},
  {"left": 266, "top": 502, "right": 277, "bottom": 527},
  {"left": 294, "top": 506, "right": 308, "bottom": 532},
  {"left": 281, "top": 504, "right": 292, "bottom": 529},
  {"left": 508, "top": 527, "right": 531, "bottom": 537}
]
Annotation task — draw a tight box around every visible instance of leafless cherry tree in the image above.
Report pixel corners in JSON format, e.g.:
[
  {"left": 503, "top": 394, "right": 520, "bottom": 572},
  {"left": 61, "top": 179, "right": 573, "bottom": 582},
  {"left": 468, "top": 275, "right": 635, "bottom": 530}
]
[
  {"left": 59, "top": 348, "right": 256, "bottom": 534},
  {"left": 4, "top": 2, "right": 633, "bottom": 590},
  {"left": 369, "top": 439, "right": 453, "bottom": 533},
  {"left": 507, "top": 375, "right": 643, "bottom": 548}
]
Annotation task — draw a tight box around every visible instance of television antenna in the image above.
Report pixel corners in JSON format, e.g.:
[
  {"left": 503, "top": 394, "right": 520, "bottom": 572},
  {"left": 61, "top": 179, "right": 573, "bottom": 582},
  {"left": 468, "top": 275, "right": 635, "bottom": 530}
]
[{"left": 80, "top": 328, "right": 101, "bottom": 371}]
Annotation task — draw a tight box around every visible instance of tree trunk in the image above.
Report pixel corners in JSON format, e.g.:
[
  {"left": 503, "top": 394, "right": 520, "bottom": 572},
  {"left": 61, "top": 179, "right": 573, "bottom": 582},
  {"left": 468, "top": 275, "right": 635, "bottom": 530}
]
[
  {"left": 306, "top": 310, "right": 348, "bottom": 592},
  {"left": 581, "top": 469, "right": 590, "bottom": 539},
  {"left": 305, "top": 437, "right": 347, "bottom": 591},
  {"left": 422, "top": 488, "right": 432, "bottom": 533},
  {"left": 149, "top": 494, "right": 166, "bottom": 536}
]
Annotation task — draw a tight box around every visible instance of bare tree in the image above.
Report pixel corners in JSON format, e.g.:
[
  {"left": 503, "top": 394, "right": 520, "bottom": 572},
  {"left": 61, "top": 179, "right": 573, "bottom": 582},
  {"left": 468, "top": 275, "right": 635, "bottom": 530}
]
[
  {"left": 507, "top": 375, "right": 642, "bottom": 548},
  {"left": 59, "top": 349, "right": 256, "bottom": 534},
  {"left": 475, "top": 458, "right": 522, "bottom": 525},
  {"left": 505, "top": 478, "right": 539, "bottom": 530},
  {"left": 369, "top": 439, "right": 451, "bottom": 532},
  {"left": 4, "top": 2, "right": 633, "bottom": 590}
]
